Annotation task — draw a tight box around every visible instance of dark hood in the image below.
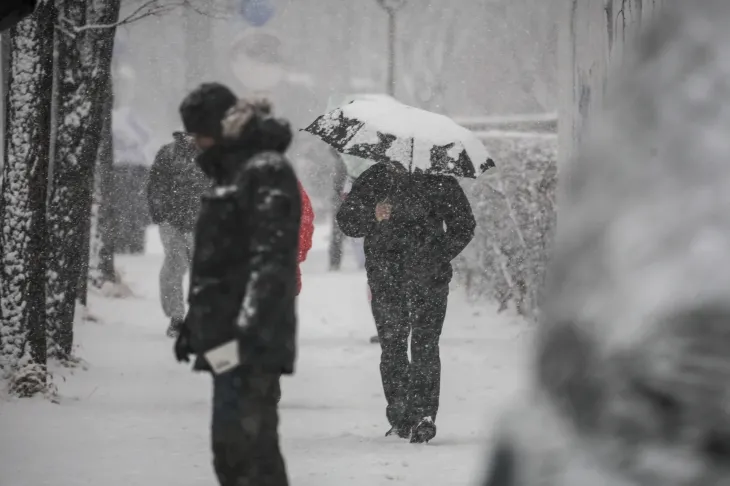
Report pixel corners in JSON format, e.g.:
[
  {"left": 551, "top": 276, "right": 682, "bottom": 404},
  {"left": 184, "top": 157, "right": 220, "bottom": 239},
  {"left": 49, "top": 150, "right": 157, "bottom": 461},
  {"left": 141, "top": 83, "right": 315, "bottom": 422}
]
[{"left": 196, "top": 99, "right": 293, "bottom": 181}]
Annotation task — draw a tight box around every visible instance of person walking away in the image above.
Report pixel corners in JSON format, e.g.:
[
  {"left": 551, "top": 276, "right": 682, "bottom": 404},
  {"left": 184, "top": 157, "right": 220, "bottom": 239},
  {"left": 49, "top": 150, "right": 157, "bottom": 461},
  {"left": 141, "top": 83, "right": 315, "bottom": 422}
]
[
  {"left": 337, "top": 160, "right": 475, "bottom": 443},
  {"left": 173, "top": 83, "right": 300, "bottom": 486},
  {"left": 147, "top": 131, "right": 208, "bottom": 337}
]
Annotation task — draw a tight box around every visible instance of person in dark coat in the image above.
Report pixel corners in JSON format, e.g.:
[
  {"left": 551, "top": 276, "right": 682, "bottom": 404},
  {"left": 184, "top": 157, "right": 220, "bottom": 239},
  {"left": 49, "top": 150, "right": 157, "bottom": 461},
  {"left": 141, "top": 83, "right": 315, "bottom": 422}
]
[
  {"left": 112, "top": 163, "right": 151, "bottom": 254},
  {"left": 337, "top": 160, "right": 476, "bottom": 443},
  {"left": 147, "top": 131, "right": 209, "bottom": 337},
  {"left": 174, "top": 83, "right": 300, "bottom": 486}
]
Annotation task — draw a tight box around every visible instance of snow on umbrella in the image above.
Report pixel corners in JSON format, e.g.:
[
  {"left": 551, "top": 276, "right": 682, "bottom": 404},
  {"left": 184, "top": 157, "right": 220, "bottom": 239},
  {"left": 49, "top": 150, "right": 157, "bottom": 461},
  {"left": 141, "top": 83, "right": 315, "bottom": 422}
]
[{"left": 303, "top": 99, "right": 496, "bottom": 179}]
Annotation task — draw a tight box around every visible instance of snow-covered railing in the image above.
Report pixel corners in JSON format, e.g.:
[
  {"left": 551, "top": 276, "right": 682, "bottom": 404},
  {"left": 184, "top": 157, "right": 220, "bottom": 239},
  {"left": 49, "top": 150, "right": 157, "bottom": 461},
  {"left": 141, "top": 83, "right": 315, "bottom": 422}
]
[
  {"left": 453, "top": 112, "right": 558, "bottom": 125},
  {"left": 473, "top": 130, "right": 557, "bottom": 140},
  {"left": 454, "top": 112, "right": 558, "bottom": 134}
]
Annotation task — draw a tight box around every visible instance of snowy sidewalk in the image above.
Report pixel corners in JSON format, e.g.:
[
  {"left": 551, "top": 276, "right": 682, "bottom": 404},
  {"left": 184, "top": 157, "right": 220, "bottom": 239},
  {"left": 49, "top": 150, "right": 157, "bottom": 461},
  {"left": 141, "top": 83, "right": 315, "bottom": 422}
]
[{"left": 0, "top": 230, "right": 531, "bottom": 486}]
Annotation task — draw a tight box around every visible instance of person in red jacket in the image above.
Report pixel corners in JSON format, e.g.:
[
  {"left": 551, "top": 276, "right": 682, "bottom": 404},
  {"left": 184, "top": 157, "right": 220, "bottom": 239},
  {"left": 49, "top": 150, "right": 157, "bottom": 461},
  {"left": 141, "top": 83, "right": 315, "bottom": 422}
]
[
  {"left": 276, "top": 181, "right": 313, "bottom": 405},
  {"left": 297, "top": 180, "right": 314, "bottom": 295}
]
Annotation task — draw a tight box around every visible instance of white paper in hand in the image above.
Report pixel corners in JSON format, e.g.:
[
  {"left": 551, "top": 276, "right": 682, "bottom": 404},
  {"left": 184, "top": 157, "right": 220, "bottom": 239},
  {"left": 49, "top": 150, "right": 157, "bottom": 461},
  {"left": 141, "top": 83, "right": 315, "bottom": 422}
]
[{"left": 204, "top": 340, "right": 240, "bottom": 375}]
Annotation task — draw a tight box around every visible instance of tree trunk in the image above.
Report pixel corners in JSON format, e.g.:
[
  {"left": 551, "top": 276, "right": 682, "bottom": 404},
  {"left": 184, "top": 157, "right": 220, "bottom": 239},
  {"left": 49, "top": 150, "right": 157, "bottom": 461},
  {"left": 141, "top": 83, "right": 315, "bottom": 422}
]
[
  {"left": 328, "top": 152, "right": 347, "bottom": 271},
  {"left": 558, "top": 0, "right": 664, "bottom": 172},
  {"left": 46, "top": 0, "right": 120, "bottom": 360},
  {"left": 0, "top": 33, "right": 9, "bottom": 175},
  {"left": 0, "top": 0, "right": 55, "bottom": 393},
  {"left": 87, "top": 75, "right": 115, "bottom": 288}
]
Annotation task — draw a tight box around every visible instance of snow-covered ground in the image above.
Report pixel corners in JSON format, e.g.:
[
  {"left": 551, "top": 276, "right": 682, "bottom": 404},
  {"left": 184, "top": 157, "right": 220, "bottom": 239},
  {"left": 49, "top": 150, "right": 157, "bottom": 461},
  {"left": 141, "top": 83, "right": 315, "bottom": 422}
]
[{"left": 0, "top": 225, "right": 532, "bottom": 486}]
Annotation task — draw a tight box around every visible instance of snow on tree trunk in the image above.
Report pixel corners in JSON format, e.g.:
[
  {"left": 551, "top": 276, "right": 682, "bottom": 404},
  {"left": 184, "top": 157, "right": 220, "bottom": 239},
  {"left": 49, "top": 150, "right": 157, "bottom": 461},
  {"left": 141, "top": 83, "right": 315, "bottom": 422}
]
[
  {"left": 0, "top": 0, "right": 55, "bottom": 395},
  {"left": 46, "top": 0, "right": 120, "bottom": 360},
  {"left": 558, "top": 0, "right": 664, "bottom": 171}
]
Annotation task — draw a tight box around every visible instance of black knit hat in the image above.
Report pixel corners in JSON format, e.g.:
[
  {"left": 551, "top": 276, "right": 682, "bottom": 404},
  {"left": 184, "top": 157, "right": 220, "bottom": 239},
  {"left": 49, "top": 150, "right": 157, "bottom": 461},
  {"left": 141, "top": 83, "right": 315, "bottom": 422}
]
[{"left": 179, "top": 83, "right": 238, "bottom": 139}]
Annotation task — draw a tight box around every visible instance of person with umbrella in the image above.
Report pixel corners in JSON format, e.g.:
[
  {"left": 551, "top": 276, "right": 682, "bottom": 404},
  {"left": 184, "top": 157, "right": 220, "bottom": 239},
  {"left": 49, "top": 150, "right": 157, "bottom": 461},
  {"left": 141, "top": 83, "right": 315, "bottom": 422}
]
[{"left": 306, "top": 99, "right": 491, "bottom": 443}]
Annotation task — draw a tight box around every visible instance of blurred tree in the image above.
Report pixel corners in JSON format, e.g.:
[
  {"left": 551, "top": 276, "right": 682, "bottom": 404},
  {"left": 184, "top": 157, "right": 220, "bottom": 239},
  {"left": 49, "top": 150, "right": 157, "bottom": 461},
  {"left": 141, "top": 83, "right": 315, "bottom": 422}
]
[
  {"left": 85, "top": 73, "right": 116, "bottom": 293},
  {"left": 559, "top": 0, "right": 664, "bottom": 171}
]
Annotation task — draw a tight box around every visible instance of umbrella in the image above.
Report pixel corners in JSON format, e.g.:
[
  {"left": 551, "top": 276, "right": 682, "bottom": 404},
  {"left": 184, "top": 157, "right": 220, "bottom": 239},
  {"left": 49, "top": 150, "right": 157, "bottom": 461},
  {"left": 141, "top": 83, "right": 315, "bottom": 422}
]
[
  {"left": 326, "top": 93, "right": 397, "bottom": 180},
  {"left": 303, "top": 98, "right": 495, "bottom": 179}
]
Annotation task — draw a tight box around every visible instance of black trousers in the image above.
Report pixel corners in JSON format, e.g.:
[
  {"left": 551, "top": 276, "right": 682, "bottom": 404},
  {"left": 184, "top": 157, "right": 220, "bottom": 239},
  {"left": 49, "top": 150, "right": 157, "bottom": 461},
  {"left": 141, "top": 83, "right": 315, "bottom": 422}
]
[
  {"left": 211, "top": 368, "right": 288, "bottom": 486},
  {"left": 369, "top": 265, "right": 450, "bottom": 429}
]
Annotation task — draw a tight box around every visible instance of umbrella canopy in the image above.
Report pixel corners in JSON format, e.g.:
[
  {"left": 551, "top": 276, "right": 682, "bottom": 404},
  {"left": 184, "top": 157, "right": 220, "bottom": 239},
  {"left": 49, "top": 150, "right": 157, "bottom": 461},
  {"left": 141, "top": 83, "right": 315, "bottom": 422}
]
[
  {"left": 325, "top": 93, "right": 397, "bottom": 180},
  {"left": 304, "top": 98, "right": 495, "bottom": 179}
]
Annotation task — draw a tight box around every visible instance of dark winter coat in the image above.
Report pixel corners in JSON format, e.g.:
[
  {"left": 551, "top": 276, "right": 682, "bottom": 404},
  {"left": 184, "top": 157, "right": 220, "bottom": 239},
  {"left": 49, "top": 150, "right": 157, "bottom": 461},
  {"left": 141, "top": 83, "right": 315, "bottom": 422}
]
[
  {"left": 147, "top": 132, "right": 209, "bottom": 233},
  {"left": 337, "top": 161, "right": 476, "bottom": 284},
  {"left": 185, "top": 102, "right": 301, "bottom": 375}
]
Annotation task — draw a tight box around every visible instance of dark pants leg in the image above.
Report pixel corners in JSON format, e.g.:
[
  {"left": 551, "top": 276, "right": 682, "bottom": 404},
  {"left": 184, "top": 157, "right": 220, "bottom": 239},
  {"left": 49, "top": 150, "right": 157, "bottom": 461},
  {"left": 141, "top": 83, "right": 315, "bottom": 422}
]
[
  {"left": 405, "top": 279, "right": 449, "bottom": 423},
  {"left": 273, "top": 374, "right": 282, "bottom": 404},
  {"left": 370, "top": 274, "right": 411, "bottom": 428},
  {"left": 211, "top": 369, "right": 289, "bottom": 486}
]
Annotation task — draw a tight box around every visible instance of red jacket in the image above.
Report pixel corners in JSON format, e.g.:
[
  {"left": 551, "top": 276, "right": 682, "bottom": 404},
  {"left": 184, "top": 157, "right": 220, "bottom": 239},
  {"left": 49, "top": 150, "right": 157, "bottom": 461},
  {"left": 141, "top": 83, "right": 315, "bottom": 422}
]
[{"left": 297, "top": 181, "right": 314, "bottom": 295}]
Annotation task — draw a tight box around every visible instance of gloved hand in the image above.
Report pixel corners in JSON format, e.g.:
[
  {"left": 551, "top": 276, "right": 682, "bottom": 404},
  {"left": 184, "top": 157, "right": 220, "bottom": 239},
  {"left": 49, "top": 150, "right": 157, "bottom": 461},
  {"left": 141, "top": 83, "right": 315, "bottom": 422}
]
[{"left": 174, "top": 319, "right": 193, "bottom": 363}]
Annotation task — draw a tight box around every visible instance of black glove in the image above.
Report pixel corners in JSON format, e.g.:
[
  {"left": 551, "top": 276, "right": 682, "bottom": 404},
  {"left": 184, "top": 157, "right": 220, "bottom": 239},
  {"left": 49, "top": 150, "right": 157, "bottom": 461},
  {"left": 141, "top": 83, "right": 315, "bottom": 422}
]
[{"left": 174, "top": 320, "right": 193, "bottom": 363}]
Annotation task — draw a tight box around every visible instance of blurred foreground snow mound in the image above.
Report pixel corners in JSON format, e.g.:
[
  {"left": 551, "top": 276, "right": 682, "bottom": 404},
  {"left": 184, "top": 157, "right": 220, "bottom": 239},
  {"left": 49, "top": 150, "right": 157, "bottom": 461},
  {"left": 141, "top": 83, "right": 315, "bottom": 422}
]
[{"left": 484, "top": 1, "right": 730, "bottom": 485}]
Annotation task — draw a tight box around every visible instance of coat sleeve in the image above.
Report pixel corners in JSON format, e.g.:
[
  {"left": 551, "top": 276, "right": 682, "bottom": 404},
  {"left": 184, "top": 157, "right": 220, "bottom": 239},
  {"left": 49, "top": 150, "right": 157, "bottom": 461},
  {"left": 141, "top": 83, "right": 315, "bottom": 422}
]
[
  {"left": 297, "top": 181, "right": 315, "bottom": 264},
  {"left": 335, "top": 169, "right": 380, "bottom": 238},
  {"left": 439, "top": 177, "right": 476, "bottom": 262},
  {"left": 236, "top": 158, "right": 301, "bottom": 340},
  {"left": 147, "top": 146, "right": 174, "bottom": 225}
]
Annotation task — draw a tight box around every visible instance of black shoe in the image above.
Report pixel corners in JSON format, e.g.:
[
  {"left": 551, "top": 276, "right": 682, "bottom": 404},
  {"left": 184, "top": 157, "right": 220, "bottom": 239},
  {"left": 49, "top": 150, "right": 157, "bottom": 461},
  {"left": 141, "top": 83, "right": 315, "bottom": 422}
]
[
  {"left": 385, "top": 424, "right": 411, "bottom": 439},
  {"left": 369, "top": 335, "right": 380, "bottom": 344},
  {"left": 166, "top": 318, "right": 183, "bottom": 338},
  {"left": 410, "top": 417, "right": 436, "bottom": 444}
]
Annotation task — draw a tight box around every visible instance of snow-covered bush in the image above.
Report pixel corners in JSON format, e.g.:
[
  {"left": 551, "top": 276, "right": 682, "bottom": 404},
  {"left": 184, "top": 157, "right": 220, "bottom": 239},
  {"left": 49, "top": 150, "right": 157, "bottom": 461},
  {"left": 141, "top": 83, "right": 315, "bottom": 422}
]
[{"left": 454, "top": 132, "right": 557, "bottom": 321}]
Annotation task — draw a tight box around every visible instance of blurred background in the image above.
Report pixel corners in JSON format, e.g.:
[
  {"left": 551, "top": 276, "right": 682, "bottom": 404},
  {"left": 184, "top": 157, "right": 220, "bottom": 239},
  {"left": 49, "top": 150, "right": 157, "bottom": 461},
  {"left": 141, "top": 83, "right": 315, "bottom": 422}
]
[
  {"left": 104, "top": 0, "right": 561, "bottom": 319},
  {"left": 113, "top": 0, "right": 559, "bottom": 188}
]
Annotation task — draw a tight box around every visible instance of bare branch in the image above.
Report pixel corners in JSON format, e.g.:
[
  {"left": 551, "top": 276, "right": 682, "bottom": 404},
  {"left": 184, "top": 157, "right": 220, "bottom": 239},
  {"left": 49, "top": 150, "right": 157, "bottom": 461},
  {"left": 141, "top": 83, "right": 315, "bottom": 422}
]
[{"left": 57, "top": 0, "right": 229, "bottom": 35}]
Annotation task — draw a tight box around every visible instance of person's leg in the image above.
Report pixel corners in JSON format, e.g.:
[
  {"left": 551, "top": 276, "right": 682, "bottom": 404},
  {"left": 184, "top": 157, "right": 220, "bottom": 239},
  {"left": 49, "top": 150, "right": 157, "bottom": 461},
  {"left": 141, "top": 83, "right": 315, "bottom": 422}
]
[
  {"left": 211, "top": 369, "right": 289, "bottom": 486},
  {"left": 184, "top": 231, "right": 195, "bottom": 262},
  {"left": 158, "top": 224, "right": 190, "bottom": 333},
  {"left": 370, "top": 270, "right": 410, "bottom": 432},
  {"left": 367, "top": 283, "right": 380, "bottom": 344},
  {"left": 406, "top": 279, "right": 449, "bottom": 442},
  {"left": 273, "top": 373, "right": 282, "bottom": 404},
  {"left": 352, "top": 238, "right": 366, "bottom": 269}
]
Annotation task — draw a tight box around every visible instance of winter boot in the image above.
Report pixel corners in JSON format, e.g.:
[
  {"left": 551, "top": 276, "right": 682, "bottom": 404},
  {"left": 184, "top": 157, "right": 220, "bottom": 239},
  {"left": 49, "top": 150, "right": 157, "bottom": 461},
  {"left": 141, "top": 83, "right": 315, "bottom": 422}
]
[
  {"left": 166, "top": 318, "right": 183, "bottom": 338},
  {"left": 385, "top": 423, "right": 411, "bottom": 439},
  {"left": 410, "top": 417, "right": 437, "bottom": 444}
]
